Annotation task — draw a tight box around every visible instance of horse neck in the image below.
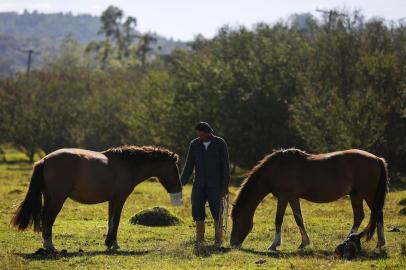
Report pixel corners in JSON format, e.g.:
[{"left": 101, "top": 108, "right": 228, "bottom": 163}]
[
  {"left": 130, "top": 161, "right": 162, "bottom": 185},
  {"left": 238, "top": 175, "right": 271, "bottom": 218}
]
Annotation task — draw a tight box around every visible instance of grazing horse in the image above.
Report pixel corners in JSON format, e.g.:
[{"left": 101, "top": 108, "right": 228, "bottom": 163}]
[
  {"left": 11, "top": 145, "right": 183, "bottom": 251},
  {"left": 230, "top": 149, "right": 389, "bottom": 252}
]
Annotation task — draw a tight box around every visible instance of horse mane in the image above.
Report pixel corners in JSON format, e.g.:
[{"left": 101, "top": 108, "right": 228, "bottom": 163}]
[
  {"left": 232, "top": 148, "right": 308, "bottom": 217},
  {"left": 102, "top": 145, "right": 179, "bottom": 163}
]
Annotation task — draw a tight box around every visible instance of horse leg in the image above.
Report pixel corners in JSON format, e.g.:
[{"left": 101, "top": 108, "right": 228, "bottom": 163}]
[
  {"left": 105, "top": 198, "right": 126, "bottom": 250},
  {"left": 289, "top": 199, "right": 310, "bottom": 249},
  {"left": 364, "top": 197, "right": 386, "bottom": 251},
  {"left": 268, "top": 197, "right": 288, "bottom": 251},
  {"left": 349, "top": 195, "right": 364, "bottom": 236},
  {"left": 376, "top": 215, "right": 386, "bottom": 251},
  {"left": 42, "top": 193, "right": 66, "bottom": 252}
]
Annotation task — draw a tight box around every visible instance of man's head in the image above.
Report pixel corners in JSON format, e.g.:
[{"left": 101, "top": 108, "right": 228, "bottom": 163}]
[{"left": 195, "top": 122, "right": 213, "bottom": 141}]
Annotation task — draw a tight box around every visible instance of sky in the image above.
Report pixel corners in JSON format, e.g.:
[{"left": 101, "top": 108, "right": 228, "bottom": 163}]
[{"left": 0, "top": 0, "right": 405, "bottom": 41}]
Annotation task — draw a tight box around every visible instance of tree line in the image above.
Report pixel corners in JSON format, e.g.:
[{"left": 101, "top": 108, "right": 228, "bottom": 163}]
[{"left": 0, "top": 7, "right": 405, "bottom": 178}]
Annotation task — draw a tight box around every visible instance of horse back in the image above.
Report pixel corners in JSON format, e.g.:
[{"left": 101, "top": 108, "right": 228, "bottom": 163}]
[
  {"left": 44, "top": 148, "right": 108, "bottom": 162},
  {"left": 307, "top": 149, "right": 381, "bottom": 179},
  {"left": 42, "top": 148, "right": 115, "bottom": 204},
  {"left": 289, "top": 149, "right": 381, "bottom": 202}
]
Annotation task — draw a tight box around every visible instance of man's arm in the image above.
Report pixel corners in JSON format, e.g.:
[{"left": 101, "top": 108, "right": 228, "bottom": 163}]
[
  {"left": 220, "top": 140, "right": 230, "bottom": 195},
  {"left": 180, "top": 142, "right": 195, "bottom": 185}
]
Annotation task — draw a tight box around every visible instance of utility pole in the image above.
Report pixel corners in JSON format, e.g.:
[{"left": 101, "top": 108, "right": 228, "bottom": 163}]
[
  {"left": 19, "top": 49, "right": 40, "bottom": 81},
  {"left": 316, "top": 9, "right": 347, "bottom": 31}
]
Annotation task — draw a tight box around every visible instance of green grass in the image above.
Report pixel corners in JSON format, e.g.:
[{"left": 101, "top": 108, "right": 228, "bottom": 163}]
[{"left": 0, "top": 161, "right": 405, "bottom": 269}]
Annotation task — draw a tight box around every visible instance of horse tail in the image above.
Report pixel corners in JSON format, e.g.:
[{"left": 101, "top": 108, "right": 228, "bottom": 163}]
[
  {"left": 11, "top": 160, "right": 44, "bottom": 232},
  {"left": 360, "top": 157, "right": 389, "bottom": 240}
]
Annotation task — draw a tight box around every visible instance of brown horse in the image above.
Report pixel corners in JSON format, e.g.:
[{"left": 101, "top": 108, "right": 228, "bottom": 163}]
[
  {"left": 11, "top": 145, "right": 183, "bottom": 251},
  {"left": 230, "top": 149, "right": 388, "bottom": 252}
]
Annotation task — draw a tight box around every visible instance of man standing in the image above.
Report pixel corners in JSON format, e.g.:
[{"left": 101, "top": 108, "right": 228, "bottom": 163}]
[{"left": 180, "top": 122, "right": 230, "bottom": 247}]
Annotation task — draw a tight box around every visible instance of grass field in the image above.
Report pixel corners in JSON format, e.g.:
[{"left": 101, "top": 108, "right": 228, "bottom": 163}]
[{"left": 0, "top": 152, "right": 405, "bottom": 269}]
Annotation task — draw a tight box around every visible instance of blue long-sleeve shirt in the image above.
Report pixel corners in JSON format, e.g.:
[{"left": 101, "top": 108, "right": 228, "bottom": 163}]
[{"left": 180, "top": 135, "right": 230, "bottom": 191}]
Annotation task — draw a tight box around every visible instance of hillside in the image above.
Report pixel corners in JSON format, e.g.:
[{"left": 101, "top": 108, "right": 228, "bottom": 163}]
[{"left": 0, "top": 11, "right": 187, "bottom": 76}]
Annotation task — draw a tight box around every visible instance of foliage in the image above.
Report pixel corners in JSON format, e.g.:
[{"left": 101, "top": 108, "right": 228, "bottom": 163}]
[
  {"left": 86, "top": 6, "right": 138, "bottom": 68},
  {"left": 85, "top": 6, "right": 159, "bottom": 69},
  {"left": 165, "top": 15, "right": 405, "bottom": 170},
  {"left": 291, "top": 87, "right": 388, "bottom": 152},
  {"left": 0, "top": 9, "right": 405, "bottom": 174}
]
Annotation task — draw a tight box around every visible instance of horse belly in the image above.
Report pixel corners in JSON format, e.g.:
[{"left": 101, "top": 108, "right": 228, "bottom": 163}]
[
  {"left": 69, "top": 161, "right": 115, "bottom": 204},
  {"left": 296, "top": 156, "right": 352, "bottom": 202},
  {"left": 299, "top": 168, "right": 353, "bottom": 203},
  {"left": 69, "top": 183, "right": 112, "bottom": 204},
  {"left": 301, "top": 187, "right": 349, "bottom": 203}
]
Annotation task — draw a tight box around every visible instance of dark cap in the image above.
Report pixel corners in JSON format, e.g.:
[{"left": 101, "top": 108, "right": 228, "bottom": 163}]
[{"left": 195, "top": 122, "right": 214, "bottom": 133}]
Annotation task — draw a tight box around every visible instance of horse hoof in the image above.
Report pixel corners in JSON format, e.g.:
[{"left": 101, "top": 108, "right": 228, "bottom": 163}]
[
  {"left": 34, "top": 248, "right": 47, "bottom": 255},
  {"left": 35, "top": 247, "right": 58, "bottom": 255},
  {"left": 45, "top": 247, "right": 58, "bottom": 254},
  {"left": 374, "top": 245, "right": 387, "bottom": 255},
  {"left": 298, "top": 241, "right": 310, "bottom": 250},
  {"left": 107, "top": 244, "right": 121, "bottom": 251},
  {"left": 268, "top": 245, "right": 279, "bottom": 252}
]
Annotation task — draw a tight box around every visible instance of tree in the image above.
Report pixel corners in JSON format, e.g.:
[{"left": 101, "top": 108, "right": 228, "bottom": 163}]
[
  {"left": 0, "top": 76, "right": 47, "bottom": 161},
  {"left": 122, "top": 68, "right": 174, "bottom": 146},
  {"left": 137, "top": 32, "right": 158, "bottom": 67},
  {"left": 291, "top": 86, "right": 388, "bottom": 152},
  {"left": 86, "top": 5, "right": 138, "bottom": 68},
  {"left": 44, "top": 35, "right": 92, "bottom": 69},
  {"left": 166, "top": 24, "right": 309, "bottom": 167}
]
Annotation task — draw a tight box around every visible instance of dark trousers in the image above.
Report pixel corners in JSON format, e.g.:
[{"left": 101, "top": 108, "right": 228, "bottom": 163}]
[{"left": 191, "top": 185, "right": 221, "bottom": 221}]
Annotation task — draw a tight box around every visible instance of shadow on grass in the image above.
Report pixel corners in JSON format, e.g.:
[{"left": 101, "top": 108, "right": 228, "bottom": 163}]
[
  {"left": 239, "top": 247, "right": 389, "bottom": 261},
  {"left": 181, "top": 239, "right": 231, "bottom": 258},
  {"left": 15, "top": 249, "right": 152, "bottom": 261},
  {"left": 194, "top": 245, "right": 231, "bottom": 258}
]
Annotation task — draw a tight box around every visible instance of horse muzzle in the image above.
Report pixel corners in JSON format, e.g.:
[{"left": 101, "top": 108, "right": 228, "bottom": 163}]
[{"left": 169, "top": 191, "right": 183, "bottom": 206}]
